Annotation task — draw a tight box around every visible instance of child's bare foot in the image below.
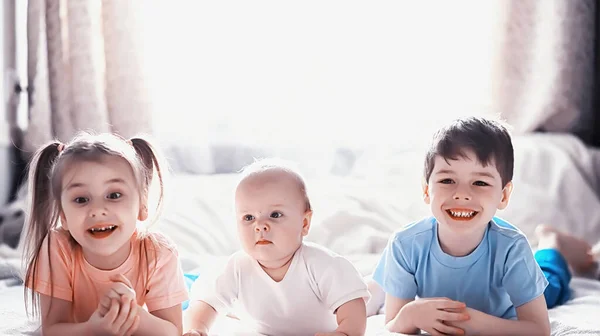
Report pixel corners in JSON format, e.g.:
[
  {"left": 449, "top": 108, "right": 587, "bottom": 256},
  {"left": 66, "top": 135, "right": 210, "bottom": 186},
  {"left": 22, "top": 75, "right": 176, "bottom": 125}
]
[{"left": 535, "top": 224, "right": 595, "bottom": 275}]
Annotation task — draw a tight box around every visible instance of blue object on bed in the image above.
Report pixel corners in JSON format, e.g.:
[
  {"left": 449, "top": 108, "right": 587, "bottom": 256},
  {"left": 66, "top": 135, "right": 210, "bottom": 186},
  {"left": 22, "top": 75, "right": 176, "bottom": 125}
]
[{"left": 182, "top": 273, "right": 200, "bottom": 310}]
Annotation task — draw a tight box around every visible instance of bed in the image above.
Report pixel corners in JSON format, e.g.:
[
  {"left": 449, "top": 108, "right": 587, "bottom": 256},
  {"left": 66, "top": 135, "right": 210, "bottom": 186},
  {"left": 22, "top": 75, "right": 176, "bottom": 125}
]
[{"left": 1, "top": 132, "right": 600, "bottom": 335}]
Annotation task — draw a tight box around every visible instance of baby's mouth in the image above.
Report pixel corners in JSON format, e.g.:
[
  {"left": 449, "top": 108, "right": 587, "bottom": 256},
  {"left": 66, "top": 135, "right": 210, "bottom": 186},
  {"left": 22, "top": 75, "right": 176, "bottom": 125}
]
[
  {"left": 87, "top": 224, "right": 118, "bottom": 239},
  {"left": 446, "top": 209, "right": 479, "bottom": 221}
]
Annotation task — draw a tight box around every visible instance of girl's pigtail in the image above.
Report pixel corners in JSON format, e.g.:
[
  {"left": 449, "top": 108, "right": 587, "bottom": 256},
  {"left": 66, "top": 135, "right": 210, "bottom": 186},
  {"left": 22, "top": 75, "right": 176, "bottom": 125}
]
[
  {"left": 130, "top": 137, "right": 167, "bottom": 219},
  {"left": 129, "top": 137, "right": 168, "bottom": 294},
  {"left": 23, "top": 141, "right": 62, "bottom": 317}
]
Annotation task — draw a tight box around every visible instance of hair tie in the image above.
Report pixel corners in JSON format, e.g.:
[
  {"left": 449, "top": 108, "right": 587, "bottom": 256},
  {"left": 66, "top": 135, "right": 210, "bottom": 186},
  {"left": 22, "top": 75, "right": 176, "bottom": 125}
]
[{"left": 57, "top": 143, "right": 65, "bottom": 152}]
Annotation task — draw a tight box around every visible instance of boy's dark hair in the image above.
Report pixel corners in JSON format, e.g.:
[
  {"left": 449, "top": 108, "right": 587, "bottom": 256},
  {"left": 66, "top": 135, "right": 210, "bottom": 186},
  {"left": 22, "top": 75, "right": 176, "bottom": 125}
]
[{"left": 423, "top": 116, "right": 514, "bottom": 187}]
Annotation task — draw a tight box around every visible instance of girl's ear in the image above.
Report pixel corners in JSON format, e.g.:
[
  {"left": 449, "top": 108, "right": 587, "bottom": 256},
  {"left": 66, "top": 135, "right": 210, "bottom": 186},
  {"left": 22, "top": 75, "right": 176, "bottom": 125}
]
[
  {"left": 138, "top": 202, "right": 148, "bottom": 221},
  {"left": 59, "top": 212, "right": 69, "bottom": 230}
]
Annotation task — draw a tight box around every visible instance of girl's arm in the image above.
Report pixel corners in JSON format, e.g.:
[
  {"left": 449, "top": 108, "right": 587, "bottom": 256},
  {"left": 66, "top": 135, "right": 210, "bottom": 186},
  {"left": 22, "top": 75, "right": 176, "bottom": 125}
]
[
  {"left": 39, "top": 294, "right": 91, "bottom": 335},
  {"left": 135, "top": 304, "right": 182, "bottom": 336},
  {"left": 40, "top": 293, "right": 139, "bottom": 336},
  {"left": 447, "top": 295, "right": 551, "bottom": 336}
]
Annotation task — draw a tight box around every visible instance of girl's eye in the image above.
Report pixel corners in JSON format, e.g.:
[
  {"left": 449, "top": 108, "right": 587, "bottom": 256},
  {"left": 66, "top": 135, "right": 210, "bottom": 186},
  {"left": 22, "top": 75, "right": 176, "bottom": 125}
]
[
  {"left": 73, "top": 197, "right": 88, "bottom": 204},
  {"left": 270, "top": 212, "right": 283, "bottom": 219},
  {"left": 107, "top": 192, "right": 122, "bottom": 199},
  {"left": 243, "top": 214, "right": 254, "bottom": 221},
  {"left": 439, "top": 178, "right": 454, "bottom": 184},
  {"left": 474, "top": 181, "right": 489, "bottom": 187}
]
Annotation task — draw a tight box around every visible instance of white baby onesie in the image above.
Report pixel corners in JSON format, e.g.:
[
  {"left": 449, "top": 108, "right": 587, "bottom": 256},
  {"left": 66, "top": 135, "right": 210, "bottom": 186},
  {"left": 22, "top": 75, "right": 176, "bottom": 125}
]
[{"left": 192, "top": 242, "right": 370, "bottom": 336}]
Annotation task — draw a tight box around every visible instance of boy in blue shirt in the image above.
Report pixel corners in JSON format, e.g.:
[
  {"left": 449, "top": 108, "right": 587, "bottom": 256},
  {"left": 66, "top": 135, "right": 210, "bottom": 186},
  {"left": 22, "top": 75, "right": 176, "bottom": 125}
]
[{"left": 371, "top": 117, "right": 597, "bottom": 336}]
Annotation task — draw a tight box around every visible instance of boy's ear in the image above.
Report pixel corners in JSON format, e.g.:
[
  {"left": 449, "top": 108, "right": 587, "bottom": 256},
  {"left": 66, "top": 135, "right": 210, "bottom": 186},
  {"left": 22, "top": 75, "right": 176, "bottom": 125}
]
[
  {"left": 421, "top": 178, "right": 431, "bottom": 204},
  {"left": 301, "top": 210, "right": 313, "bottom": 236},
  {"left": 498, "top": 181, "right": 513, "bottom": 210}
]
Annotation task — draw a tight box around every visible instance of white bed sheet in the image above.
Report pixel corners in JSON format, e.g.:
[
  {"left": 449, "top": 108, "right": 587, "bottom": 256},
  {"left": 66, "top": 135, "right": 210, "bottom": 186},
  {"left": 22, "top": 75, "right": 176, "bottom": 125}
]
[{"left": 2, "top": 133, "right": 600, "bottom": 335}]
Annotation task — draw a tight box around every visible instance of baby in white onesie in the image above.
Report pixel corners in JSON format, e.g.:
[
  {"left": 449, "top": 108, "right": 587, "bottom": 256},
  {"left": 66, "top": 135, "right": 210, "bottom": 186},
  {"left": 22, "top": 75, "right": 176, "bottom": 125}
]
[{"left": 184, "top": 159, "right": 370, "bottom": 336}]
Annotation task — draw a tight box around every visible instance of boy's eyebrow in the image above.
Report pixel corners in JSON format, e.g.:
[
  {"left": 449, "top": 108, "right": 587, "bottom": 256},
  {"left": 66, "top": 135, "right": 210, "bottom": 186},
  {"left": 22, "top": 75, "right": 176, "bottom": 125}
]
[
  {"left": 472, "top": 172, "right": 496, "bottom": 179},
  {"left": 434, "top": 169, "right": 496, "bottom": 179},
  {"left": 435, "top": 169, "right": 455, "bottom": 175}
]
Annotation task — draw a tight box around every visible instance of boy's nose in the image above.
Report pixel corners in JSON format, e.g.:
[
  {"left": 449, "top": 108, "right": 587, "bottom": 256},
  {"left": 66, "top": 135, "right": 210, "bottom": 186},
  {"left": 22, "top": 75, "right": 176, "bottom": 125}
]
[{"left": 453, "top": 187, "right": 471, "bottom": 201}]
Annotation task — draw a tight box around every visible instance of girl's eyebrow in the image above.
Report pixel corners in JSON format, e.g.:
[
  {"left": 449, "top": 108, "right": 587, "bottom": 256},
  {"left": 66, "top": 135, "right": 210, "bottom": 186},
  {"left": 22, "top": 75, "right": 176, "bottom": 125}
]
[{"left": 65, "top": 178, "right": 126, "bottom": 191}]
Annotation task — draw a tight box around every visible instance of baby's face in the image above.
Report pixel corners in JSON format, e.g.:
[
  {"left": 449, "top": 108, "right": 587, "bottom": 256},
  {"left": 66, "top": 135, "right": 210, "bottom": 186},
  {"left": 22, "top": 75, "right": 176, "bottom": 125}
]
[
  {"left": 424, "top": 150, "right": 512, "bottom": 236},
  {"left": 235, "top": 170, "right": 311, "bottom": 268}
]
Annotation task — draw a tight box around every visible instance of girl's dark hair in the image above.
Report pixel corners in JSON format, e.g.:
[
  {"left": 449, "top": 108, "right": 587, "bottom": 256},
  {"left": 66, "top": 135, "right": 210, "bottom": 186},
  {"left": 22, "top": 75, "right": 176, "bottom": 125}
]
[{"left": 23, "top": 132, "right": 167, "bottom": 318}]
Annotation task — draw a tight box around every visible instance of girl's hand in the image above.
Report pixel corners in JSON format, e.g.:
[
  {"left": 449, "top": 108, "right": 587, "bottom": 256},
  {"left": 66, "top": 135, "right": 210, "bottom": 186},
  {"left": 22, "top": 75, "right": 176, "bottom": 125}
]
[
  {"left": 88, "top": 296, "right": 140, "bottom": 336},
  {"left": 183, "top": 329, "right": 209, "bottom": 336},
  {"left": 99, "top": 274, "right": 137, "bottom": 316}
]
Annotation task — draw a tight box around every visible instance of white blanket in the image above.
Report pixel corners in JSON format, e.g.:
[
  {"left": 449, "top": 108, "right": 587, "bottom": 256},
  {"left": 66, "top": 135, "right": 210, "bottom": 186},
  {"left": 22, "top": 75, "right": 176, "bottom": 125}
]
[{"left": 1, "top": 133, "right": 600, "bottom": 335}]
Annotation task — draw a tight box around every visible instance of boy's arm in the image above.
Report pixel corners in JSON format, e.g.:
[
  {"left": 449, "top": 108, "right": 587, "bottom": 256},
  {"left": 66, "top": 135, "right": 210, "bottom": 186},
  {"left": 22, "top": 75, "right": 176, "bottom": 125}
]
[
  {"left": 384, "top": 295, "right": 418, "bottom": 334},
  {"left": 385, "top": 295, "right": 469, "bottom": 335},
  {"left": 447, "top": 295, "right": 551, "bottom": 336},
  {"left": 183, "top": 300, "right": 219, "bottom": 334}
]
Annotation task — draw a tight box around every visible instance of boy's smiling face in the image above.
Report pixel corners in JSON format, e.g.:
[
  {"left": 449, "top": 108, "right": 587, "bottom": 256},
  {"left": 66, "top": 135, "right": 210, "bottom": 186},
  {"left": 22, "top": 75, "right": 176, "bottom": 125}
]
[{"left": 423, "top": 150, "right": 513, "bottom": 235}]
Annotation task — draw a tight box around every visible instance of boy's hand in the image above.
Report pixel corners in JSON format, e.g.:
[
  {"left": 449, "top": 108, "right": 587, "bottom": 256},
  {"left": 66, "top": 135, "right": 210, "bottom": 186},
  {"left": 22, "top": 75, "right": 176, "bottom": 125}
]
[
  {"left": 183, "top": 329, "right": 209, "bottom": 336},
  {"left": 406, "top": 298, "right": 470, "bottom": 336},
  {"left": 88, "top": 296, "right": 140, "bottom": 336},
  {"left": 99, "top": 274, "right": 137, "bottom": 317}
]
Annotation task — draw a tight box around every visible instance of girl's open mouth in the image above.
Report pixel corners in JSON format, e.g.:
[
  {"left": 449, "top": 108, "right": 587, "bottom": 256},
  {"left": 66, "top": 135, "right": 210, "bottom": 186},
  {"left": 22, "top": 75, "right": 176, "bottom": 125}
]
[
  {"left": 446, "top": 209, "right": 478, "bottom": 221},
  {"left": 87, "top": 225, "right": 118, "bottom": 239}
]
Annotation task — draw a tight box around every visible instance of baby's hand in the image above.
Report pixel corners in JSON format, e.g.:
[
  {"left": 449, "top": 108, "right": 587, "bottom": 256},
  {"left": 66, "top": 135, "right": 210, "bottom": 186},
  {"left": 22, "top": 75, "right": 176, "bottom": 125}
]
[
  {"left": 99, "top": 274, "right": 137, "bottom": 317},
  {"left": 183, "top": 329, "right": 209, "bottom": 336}
]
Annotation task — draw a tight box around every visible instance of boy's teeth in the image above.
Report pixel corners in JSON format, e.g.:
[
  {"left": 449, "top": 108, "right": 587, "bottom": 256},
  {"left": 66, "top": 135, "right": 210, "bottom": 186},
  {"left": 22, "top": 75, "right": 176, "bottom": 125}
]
[{"left": 449, "top": 210, "right": 475, "bottom": 217}]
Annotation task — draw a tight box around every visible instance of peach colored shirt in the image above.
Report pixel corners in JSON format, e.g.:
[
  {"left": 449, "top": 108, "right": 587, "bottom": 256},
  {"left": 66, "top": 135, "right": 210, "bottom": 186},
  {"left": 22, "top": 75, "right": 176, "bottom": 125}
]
[{"left": 29, "top": 229, "right": 188, "bottom": 323}]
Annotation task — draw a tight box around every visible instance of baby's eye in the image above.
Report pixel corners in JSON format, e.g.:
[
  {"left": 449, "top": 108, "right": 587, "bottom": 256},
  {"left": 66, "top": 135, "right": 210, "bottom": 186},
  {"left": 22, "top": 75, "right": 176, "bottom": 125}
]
[
  {"left": 107, "top": 192, "right": 122, "bottom": 200},
  {"left": 243, "top": 214, "right": 255, "bottom": 221},
  {"left": 73, "top": 197, "right": 88, "bottom": 204},
  {"left": 438, "top": 178, "right": 454, "bottom": 184},
  {"left": 473, "top": 181, "right": 489, "bottom": 187},
  {"left": 270, "top": 211, "right": 283, "bottom": 219}
]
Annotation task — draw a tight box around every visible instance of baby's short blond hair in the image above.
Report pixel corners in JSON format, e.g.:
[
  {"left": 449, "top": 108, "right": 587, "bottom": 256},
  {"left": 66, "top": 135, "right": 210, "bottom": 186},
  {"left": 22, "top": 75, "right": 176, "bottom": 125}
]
[{"left": 238, "top": 158, "right": 312, "bottom": 212}]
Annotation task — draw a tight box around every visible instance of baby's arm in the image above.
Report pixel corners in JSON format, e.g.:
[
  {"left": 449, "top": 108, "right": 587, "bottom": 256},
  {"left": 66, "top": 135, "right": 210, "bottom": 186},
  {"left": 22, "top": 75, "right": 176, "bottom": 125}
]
[
  {"left": 183, "top": 300, "right": 218, "bottom": 335},
  {"left": 315, "top": 298, "right": 367, "bottom": 336},
  {"left": 446, "top": 295, "right": 550, "bottom": 336}
]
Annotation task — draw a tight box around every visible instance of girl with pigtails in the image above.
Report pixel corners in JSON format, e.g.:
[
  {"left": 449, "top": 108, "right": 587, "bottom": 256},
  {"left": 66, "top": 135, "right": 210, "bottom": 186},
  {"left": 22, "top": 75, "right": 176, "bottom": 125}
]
[{"left": 22, "top": 132, "right": 188, "bottom": 336}]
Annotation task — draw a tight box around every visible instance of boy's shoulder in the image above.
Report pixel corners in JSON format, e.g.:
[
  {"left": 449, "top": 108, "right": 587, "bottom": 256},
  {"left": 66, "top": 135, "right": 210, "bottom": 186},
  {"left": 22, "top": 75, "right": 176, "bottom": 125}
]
[
  {"left": 390, "top": 216, "right": 437, "bottom": 243},
  {"left": 488, "top": 216, "right": 528, "bottom": 243}
]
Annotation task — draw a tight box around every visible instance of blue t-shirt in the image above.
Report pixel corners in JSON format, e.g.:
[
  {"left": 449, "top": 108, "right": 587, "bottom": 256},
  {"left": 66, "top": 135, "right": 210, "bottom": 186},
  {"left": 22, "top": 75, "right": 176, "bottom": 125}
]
[{"left": 372, "top": 216, "right": 548, "bottom": 319}]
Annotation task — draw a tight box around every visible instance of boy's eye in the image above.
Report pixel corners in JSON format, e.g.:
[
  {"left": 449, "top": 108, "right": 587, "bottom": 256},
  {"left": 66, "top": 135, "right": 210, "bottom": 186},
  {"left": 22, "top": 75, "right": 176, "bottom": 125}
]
[
  {"left": 107, "top": 192, "right": 122, "bottom": 199},
  {"left": 270, "top": 211, "right": 283, "bottom": 219},
  {"left": 73, "top": 197, "right": 88, "bottom": 204},
  {"left": 473, "top": 181, "right": 489, "bottom": 187},
  {"left": 243, "top": 214, "right": 255, "bottom": 221},
  {"left": 438, "top": 178, "right": 454, "bottom": 184}
]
